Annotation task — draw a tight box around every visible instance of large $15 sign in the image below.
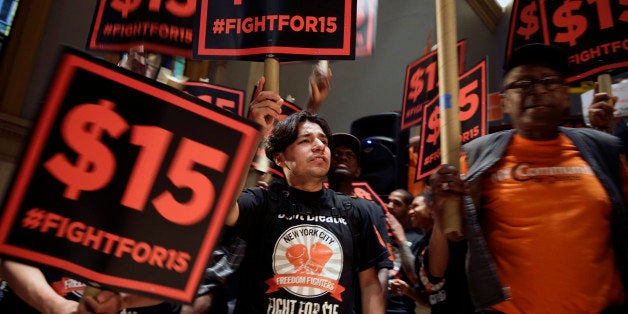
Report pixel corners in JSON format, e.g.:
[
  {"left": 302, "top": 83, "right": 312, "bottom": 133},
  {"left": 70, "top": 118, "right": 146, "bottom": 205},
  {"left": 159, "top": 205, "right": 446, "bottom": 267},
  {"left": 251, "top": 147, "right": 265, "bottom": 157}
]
[
  {"left": 89, "top": 0, "right": 197, "bottom": 56},
  {"left": 507, "top": 0, "right": 628, "bottom": 83},
  {"left": 44, "top": 99, "right": 228, "bottom": 226},
  {"left": 401, "top": 40, "right": 467, "bottom": 130},
  {"left": 415, "top": 59, "right": 488, "bottom": 182},
  {"left": 0, "top": 47, "right": 260, "bottom": 303}
]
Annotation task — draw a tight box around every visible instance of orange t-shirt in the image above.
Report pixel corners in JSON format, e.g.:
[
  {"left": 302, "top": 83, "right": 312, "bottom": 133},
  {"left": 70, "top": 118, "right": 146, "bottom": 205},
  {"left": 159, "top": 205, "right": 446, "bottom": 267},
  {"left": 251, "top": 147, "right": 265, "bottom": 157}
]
[{"left": 475, "top": 134, "right": 625, "bottom": 313}]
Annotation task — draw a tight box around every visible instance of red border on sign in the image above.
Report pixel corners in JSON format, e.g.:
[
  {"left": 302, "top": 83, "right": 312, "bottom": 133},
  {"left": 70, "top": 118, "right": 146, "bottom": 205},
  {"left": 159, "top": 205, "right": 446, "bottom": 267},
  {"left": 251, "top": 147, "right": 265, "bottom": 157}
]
[
  {"left": 351, "top": 182, "right": 387, "bottom": 210},
  {"left": 184, "top": 81, "right": 246, "bottom": 117},
  {"left": 196, "top": 0, "right": 354, "bottom": 57},
  {"left": 88, "top": 0, "right": 193, "bottom": 57},
  {"left": 0, "top": 52, "right": 260, "bottom": 302},
  {"left": 400, "top": 40, "right": 467, "bottom": 130}
]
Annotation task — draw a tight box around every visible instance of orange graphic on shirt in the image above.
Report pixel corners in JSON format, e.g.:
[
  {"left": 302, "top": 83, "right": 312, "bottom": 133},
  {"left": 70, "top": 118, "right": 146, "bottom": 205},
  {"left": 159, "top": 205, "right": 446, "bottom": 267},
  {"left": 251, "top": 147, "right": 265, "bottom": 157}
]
[{"left": 286, "top": 242, "right": 333, "bottom": 274}]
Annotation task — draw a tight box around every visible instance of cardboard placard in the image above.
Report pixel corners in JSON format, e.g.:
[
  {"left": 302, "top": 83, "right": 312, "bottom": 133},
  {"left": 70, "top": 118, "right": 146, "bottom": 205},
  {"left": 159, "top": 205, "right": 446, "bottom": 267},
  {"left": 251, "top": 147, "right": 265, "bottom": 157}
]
[
  {"left": 506, "top": 0, "right": 628, "bottom": 83},
  {"left": 0, "top": 47, "right": 260, "bottom": 303},
  {"left": 194, "top": 0, "right": 357, "bottom": 61}
]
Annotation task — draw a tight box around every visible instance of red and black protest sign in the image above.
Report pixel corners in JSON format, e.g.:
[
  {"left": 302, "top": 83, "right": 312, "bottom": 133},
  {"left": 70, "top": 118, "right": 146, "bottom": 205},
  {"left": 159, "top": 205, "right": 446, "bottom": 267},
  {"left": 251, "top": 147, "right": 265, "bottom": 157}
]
[
  {"left": 350, "top": 182, "right": 387, "bottom": 209},
  {"left": 355, "top": 0, "right": 378, "bottom": 57},
  {"left": 324, "top": 181, "right": 386, "bottom": 208},
  {"left": 0, "top": 47, "right": 260, "bottom": 303},
  {"left": 401, "top": 40, "right": 467, "bottom": 130},
  {"left": 506, "top": 0, "right": 628, "bottom": 83},
  {"left": 88, "top": 0, "right": 195, "bottom": 57},
  {"left": 194, "top": 0, "right": 356, "bottom": 61},
  {"left": 183, "top": 81, "right": 245, "bottom": 117},
  {"left": 415, "top": 58, "right": 487, "bottom": 181}
]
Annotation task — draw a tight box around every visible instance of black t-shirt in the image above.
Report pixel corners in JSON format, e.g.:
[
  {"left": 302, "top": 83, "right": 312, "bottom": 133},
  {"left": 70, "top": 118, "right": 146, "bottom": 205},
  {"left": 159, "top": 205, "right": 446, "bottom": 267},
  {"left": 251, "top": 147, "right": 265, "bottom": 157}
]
[{"left": 234, "top": 186, "right": 390, "bottom": 314}]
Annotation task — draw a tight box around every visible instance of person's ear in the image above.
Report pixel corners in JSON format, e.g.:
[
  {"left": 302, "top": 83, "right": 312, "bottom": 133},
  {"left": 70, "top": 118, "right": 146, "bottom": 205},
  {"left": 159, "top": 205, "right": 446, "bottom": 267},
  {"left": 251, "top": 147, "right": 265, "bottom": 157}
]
[
  {"left": 559, "top": 85, "right": 571, "bottom": 114},
  {"left": 354, "top": 167, "right": 362, "bottom": 179},
  {"left": 274, "top": 153, "right": 284, "bottom": 167},
  {"left": 500, "top": 92, "right": 512, "bottom": 116}
]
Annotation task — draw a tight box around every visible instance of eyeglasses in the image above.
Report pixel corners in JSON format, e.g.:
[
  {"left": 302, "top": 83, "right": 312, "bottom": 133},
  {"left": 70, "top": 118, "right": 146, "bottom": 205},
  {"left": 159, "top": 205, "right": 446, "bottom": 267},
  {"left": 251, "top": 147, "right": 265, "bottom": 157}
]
[{"left": 502, "top": 76, "right": 564, "bottom": 92}]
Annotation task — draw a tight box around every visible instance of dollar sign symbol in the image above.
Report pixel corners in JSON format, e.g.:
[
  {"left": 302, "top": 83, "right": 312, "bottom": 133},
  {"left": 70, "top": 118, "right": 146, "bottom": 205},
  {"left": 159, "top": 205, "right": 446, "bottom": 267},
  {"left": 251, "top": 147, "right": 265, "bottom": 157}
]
[
  {"left": 553, "top": 1, "right": 587, "bottom": 46},
  {"left": 44, "top": 100, "right": 129, "bottom": 200},
  {"left": 110, "top": 0, "right": 142, "bottom": 18},
  {"left": 408, "top": 68, "right": 425, "bottom": 102},
  {"left": 516, "top": 2, "right": 539, "bottom": 40},
  {"left": 426, "top": 106, "right": 440, "bottom": 146}
]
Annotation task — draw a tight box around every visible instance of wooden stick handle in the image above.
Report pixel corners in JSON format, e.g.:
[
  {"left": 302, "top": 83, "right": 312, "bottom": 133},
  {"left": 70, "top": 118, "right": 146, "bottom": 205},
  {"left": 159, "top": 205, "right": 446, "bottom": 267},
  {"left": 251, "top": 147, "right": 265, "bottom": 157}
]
[
  {"left": 597, "top": 73, "right": 613, "bottom": 97},
  {"left": 436, "top": 0, "right": 463, "bottom": 241},
  {"left": 264, "top": 57, "right": 280, "bottom": 93},
  {"left": 79, "top": 284, "right": 102, "bottom": 307}
]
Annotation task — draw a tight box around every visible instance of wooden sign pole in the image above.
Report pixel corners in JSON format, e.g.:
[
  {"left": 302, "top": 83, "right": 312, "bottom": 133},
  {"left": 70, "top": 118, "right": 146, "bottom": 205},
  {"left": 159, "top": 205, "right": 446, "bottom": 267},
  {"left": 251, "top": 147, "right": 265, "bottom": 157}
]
[
  {"left": 264, "top": 56, "right": 280, "bottom": 93},
  {"left": 436, "top": 0, "right": 463, "bottom": 241}
]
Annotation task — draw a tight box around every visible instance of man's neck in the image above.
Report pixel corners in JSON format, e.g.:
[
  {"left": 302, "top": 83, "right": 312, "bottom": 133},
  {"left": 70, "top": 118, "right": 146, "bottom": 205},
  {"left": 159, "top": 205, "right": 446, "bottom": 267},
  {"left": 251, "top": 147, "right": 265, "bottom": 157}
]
[{"left": 286, "top": 177, "right": 324, "bottom": 192}]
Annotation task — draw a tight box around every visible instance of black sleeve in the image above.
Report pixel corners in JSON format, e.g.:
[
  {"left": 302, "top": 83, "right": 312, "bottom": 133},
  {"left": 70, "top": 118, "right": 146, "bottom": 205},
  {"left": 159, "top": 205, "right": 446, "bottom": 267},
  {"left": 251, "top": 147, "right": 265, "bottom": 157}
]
[
  {"left": 353, "top": 199, "right": 393, "bottom": 271},
  {"left": 234, "top": 187, "right": 266, "bottom": 241}
]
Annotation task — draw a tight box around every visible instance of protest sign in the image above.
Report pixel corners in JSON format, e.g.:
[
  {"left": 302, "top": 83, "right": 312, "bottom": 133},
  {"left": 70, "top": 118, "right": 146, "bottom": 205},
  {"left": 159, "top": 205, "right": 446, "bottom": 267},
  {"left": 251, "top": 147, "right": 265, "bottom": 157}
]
[
  {"left": 415, "top": 58, "right": 488, "bottom": 181},
  {"left": 194, "top": 0, "right": 356, "bottom": 61},
  {"left": 355, "top": 0, "right": 378, "bottom": 57},
  {"left": 88, "top": 0, "right": 195, "bottom": 57},
  {"left": 323, "top": 181, "right": 386, "bottom": 209},
  {"left": 183, "top": 81, "right": 246, "bottom": 117},
  {"left": 401, "top": 40, "right": 467, "bottom": 130},
  {"left": 0, "top": 47, "right": 260, "bottom": 303},
  {"left": 506, "top": 0, "right": 628, "bottom": 83}
]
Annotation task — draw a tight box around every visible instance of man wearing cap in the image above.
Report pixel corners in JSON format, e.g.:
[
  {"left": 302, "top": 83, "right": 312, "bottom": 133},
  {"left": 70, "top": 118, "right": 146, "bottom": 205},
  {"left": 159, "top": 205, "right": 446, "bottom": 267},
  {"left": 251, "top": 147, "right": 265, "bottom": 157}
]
[
  {"left": 328, "top": 133, "right": 394, "bottom": 309},
  {"left": 328, "top": 133, "right": 363, "bottom": 195},
  {"left": 426, "top": 43, "right": 628, "bottom": 313}
]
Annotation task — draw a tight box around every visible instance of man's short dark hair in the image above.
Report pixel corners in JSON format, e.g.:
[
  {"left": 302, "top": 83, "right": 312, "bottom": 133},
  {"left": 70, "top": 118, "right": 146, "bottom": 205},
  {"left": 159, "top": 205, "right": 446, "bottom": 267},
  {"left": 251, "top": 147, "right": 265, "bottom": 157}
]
[
  {"left": 504, "top": 43, "right": 569, "bottom": 76},
  {"left": 265, "top": 111, "right": 332, "bottom": 162},
  {"left": 392, "top": 188, "right": 413, "bottom": 206}
]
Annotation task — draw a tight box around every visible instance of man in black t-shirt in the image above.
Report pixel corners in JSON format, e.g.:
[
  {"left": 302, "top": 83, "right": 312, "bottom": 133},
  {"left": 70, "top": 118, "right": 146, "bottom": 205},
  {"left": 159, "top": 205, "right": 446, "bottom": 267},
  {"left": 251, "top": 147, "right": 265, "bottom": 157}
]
[{"left": 225, "top": 84, "right": 390, "bottom": 313}]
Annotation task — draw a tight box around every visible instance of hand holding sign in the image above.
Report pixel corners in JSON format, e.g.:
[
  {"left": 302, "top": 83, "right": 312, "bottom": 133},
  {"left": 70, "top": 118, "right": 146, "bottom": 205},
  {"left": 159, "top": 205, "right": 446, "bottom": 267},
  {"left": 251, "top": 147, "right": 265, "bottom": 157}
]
[
  {"left": 247, "top": 77, "right": 283, "bottom": 136},
  {"left": 0, "top": 48, "right": 261, "bottom": 303}
]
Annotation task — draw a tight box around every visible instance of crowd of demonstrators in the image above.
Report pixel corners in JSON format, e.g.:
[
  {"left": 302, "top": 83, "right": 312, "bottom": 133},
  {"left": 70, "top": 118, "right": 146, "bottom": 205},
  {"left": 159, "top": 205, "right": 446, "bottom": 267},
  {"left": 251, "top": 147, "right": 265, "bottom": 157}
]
[
  {"left": 4, "top": 43, "right": 628, "bottom": 314},
  {"left": 383, "top": 189, "right": 423, "bottom": 314},
  {"left": 425, "top": 43, "right": 628, "bottom": 313},
  {"left": 327, "top": 132, "right": 393, "bottom": 312},
  {"left": 407, "top": 191, "right": 474, "bottom": 313}
]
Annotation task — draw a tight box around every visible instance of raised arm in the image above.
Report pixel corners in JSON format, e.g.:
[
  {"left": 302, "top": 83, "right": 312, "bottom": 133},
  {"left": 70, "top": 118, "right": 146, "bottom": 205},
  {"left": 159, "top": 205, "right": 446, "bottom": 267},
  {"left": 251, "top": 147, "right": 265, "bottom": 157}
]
[
  {"left": 304, "top": 61, "right": 332, "bottom": 114},
  {"left": 385, "top": 212, "right": 418, "bottom": 285},
  {"left": 225, "top": 76, "right": 282, "bottom": 226},
  {"left": 588, "top": 82, "right": 619, "bottom": 134}
]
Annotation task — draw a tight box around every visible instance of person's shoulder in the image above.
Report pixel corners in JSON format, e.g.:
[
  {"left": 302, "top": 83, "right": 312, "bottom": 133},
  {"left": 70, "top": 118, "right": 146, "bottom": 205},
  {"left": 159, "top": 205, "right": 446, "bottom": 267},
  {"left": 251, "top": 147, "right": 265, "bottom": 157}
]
[
  {"left": 241, "top": 186, "right": 269, "bottom": 197},
  {"left": 463, "top": 129, "right": 513, "bottom": 149},
  {"left": 561, "top": 127, "right": 623, "bottom": 148}
]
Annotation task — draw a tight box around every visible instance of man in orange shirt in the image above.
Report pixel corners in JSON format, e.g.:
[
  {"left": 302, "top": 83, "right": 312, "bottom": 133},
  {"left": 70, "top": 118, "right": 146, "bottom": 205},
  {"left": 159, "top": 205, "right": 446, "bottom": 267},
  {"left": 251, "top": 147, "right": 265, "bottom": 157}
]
[{"left": 426, "top": 43, "right": 628, "bottom": 313}]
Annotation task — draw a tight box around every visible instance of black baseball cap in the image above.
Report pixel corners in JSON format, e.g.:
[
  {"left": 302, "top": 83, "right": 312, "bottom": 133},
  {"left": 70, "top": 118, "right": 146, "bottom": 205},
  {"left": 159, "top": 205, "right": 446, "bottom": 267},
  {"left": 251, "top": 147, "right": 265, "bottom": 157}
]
[
  {"left": 504, "top": 43, "right": 569, "bottom": 75},
  {"left": 331, "top": 133, "right": 361, "bottom": 161}
]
